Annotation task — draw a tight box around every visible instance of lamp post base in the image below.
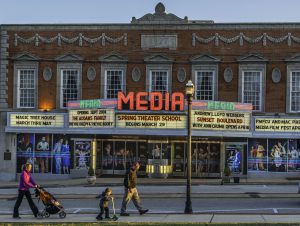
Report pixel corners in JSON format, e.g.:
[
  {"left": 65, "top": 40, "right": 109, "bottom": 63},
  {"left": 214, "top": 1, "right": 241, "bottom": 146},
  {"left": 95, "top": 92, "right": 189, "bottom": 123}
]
[{"left": 184, "top": 201, "right": 193, "bottom": 214}]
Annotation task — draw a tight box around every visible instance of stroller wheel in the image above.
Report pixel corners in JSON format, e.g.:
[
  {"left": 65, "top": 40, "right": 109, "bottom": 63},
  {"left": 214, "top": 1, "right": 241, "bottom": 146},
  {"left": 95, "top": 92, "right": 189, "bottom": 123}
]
[
  {"left": 36, "top": 212, "right": 43, "bottom": 219},
  {"left": 59, "top": 211, "right": 66, "bottom": 219},
  {"left": 42, "top": 210, "right": 50, "bottom": 218}
]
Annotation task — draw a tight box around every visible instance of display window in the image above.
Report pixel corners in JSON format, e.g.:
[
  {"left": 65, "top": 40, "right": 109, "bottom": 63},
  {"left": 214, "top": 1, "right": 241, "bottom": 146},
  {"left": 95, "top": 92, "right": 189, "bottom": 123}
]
[
  {"left": 248, "top": 139, "right": 267, "bottom": 171},
  {"left": 16, "top": 134, "right": 72, "bottom": 174}
]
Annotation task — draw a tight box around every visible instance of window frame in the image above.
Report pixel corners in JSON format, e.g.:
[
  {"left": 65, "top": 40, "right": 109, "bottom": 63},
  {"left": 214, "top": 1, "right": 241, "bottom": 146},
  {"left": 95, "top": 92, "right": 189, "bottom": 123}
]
[
  {"left": 287, "top": 66, "right": 300, "bottom": 113},
  {"left": 194, "top": 70, "right": 215, "bottom": 101},
  {"left": 57, "top": 63, "right": 82, "bottom": 109},
  {"left": 146, "top": 64, "right": 172, "bottom": 94},
  {"left": 101, "top": 64, "right": 126, "bottom": 99},
  {"left": 149, "top": 69, "right": 169, "bottom": 93},
  {"left": 192, "top": 64, "right": 218, "bottom": 101},
  {"left": 14, "top": 62, "right": 38, "bottom": 109},
  {"left": 239, "top": 64, "right": 266, "bottom": 113},
  {"left": 241, "top": 71, "right": 263, "bottom": 112}
]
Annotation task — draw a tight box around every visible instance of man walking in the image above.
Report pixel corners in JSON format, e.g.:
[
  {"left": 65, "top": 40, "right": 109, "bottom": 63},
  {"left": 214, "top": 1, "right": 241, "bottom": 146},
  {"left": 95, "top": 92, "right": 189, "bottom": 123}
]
[{"left": 120, "top": 161, "right": 148, "bottom": 216}]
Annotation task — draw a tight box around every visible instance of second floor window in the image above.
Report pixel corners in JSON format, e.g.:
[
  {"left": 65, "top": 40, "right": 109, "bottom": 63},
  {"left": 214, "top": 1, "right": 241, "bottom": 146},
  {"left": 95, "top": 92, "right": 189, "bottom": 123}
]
[
  {"left": 105, "top": 70, "right": 123, "bottom": 99},
  {"left": 242, "top": 71, "right": 262, "bottom": 111},
  {"left": 17, "top": 69, "right": 35, "bottom": 108},
  {"left": 150, "top": 70, "right": 168, "bottom": 93},
  {"left": 290, "top": 71, "right": 300, "bottom": 112},
  {"left": 195, "top": 71, "right": 214, "bottom": 100},
  {"left": 61, "top": 69, "right": 79, "bottom": 108}
]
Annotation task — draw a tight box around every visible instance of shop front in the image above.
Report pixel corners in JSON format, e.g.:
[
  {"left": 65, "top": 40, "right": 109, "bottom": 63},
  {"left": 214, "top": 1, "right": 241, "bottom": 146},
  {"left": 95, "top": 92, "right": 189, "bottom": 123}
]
[{"left": 5, "top": 95, "right": 256, "bottom": 180}]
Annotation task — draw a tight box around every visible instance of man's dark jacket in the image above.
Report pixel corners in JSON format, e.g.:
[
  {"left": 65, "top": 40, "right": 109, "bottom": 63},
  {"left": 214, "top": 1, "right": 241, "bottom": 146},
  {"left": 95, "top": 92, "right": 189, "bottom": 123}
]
[{"left": 123, "top": 167, "right": 137, "bottom": 189}]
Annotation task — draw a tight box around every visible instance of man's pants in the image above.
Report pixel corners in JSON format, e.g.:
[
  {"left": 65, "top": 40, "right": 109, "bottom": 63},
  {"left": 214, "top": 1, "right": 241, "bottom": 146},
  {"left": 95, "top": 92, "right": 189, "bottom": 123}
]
[
  {"left": 120, "top": 187, "right": 142, "bottom": 213},
  {"left": 13, "top": 190, "right": 39, "bottom": 217},
  {"left": 98, "top": 206, "right": 109, "bottom": 218},
  {"left": 39, "top": 157, "right": 48, "bottom": 173}
]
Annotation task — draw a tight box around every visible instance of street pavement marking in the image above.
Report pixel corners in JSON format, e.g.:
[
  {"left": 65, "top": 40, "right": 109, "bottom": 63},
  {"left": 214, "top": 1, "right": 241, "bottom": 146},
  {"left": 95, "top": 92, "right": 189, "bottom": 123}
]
[{"left": 273, "top": 208, "right": 278, "bottom": 213}]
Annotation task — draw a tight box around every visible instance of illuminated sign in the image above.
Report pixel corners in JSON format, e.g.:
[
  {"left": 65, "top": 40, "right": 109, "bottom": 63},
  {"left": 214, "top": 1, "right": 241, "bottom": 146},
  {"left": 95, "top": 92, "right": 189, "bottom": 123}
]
[
  {"left": 116, "top": 114, "right": 186, "bottom": 129},
  {"left": 193, "top": 100, "right": 252, "bottom": 112},
  {"left": 118, "top": 92, "right": 185, "bottom": 111},
  {"left": 255, "top": 118, "right": 300, "bottom": 132},
  {"left": 69, "top": 109, "right": 114, "bottom": 128},
  {"left": 9, "top": 113, "right": 64, "bottom": 127},
  {"left": 192, "top": 110, "right": 250, "bottom": 131},
  {"left": 67, "top": 99, "right": 117, "bottom": 109}
]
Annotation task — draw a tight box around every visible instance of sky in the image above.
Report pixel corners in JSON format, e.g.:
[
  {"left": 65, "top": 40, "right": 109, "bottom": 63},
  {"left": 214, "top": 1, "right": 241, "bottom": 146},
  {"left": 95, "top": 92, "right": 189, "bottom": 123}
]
[{"left": 1, "top": 0, "right": 300, "bottom": 24}]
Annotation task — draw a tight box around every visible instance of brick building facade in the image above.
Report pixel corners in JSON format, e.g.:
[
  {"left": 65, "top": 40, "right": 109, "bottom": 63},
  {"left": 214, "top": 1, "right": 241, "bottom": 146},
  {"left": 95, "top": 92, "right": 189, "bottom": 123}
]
[{"left": 1, "top": 3, "right": 300, "bottom": 181}]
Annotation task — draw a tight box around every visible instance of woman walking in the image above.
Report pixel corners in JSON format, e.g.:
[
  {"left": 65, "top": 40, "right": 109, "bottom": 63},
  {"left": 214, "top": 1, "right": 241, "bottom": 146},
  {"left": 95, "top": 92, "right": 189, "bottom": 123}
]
[{"left": 13, "top": 163, "right": 39, "bottom": 219}]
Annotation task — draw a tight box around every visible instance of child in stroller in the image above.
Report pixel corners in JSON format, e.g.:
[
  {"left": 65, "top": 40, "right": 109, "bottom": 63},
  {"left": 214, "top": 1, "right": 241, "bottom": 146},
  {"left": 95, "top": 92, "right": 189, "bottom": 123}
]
[{"left": 35, "top": 186, "right": 66, "bottom": 218}]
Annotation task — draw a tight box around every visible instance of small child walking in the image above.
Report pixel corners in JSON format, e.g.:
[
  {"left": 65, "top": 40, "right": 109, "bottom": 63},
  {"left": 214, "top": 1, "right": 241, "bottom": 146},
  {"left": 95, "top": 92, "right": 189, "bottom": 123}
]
[{"left": 96, "top": 187, "right": 113, "bottom": 220}]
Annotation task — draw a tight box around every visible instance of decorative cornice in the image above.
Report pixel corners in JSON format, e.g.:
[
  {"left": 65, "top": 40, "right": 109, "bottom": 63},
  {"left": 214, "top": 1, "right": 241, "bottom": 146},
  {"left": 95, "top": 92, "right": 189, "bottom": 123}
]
[
  {"left": 144, "top": 54, "right": 174, "bottom": 63},
  {"left": 192, "top": 32, "right": 298, "bottom": 46},
  {"left": 99, "top": 52, "right": 128, "bottom": 63},
  {"left": 12, "top": 52, "right": 40, "bottom": 61},
  {"left": 14, "top": 33, "right": 127, "bottom": 47},
  {"left": 55, "top": 53, "right": 83, "bottom": 62},
  {"left": 131, "top": 2, "right": 188, "bottom": 24},
  {"left": 237, "top": 54, "right": 268, "bottom": 63},
  {"left": 190, "top": 54, "right": 220, "bottom": 63},
  {"left": 285, "top": 54, "right": 300, "bottom": 62}
]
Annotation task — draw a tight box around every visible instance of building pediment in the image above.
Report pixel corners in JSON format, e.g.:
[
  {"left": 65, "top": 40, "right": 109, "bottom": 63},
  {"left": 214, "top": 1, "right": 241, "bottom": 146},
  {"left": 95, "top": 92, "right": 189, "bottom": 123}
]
[
  {"left": 144, "top": 54, "right": 174, "bottom": 63},
  {"left": 285, "top": 54, "right": 300, "bottom": 62},
  {"left": 99, "top": 52, "right": 128, "bottom": 63},
  {"left": 131, "top": 2, "right": 188, "bottom": 24},
  {"left": 190, "top": 54, "right": 220, "bottom": 63},
  {"left": 237, "top": 54, "right": 268, "bottom": 63},
  {"left": 55, "top": 53, "right": 83, "bottom": 62},
  {"left": 12, "top": 52, "right": 40, "bottom": 61}
]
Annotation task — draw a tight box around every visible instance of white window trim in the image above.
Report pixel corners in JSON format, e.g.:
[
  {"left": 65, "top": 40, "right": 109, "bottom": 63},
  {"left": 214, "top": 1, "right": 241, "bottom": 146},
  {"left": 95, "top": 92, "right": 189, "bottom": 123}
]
[
  {"left": 57, "top": 63, "right": 82, "bottom": 109},
  {"left": 101, "top": 64, "right": 126, "bottom": 99},
  {"left": 191, "top": 64, "right": 218, "bottom": 101},
  {"left": 14, "top": 62, "right": 38, "bottom": 109},
  {"left": 146, "top": 64, "right": 172, "bottom": 95},
  {"left": 194, "top": 70, "right": 215, "bottom": 100},
  {"left": 149, "top": 69, "right": 169, "bottom": 93},
  {"left": 241, "top": 71, "right": 263, "bottom": 112},
  {"left": 238, "top": 64, "right": 266, "bottom": 113},
  {"left": 288, "top": 70, "right": 300, "bottom": 113},
  {"left": 104, "top": 69, "right": 124, "bottom": 99}
]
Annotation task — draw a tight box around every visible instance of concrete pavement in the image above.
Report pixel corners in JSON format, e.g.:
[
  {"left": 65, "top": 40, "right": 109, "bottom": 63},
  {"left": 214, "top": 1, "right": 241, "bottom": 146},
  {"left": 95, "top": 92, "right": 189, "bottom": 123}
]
[{"left": 1, "top": 213, "right": 300, "bottom": 223}]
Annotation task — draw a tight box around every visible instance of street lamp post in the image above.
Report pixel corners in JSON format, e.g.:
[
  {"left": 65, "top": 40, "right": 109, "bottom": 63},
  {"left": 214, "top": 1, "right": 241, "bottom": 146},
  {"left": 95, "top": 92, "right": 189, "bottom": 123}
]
[{"left": 184, "top": 80, "right": 194, "bottom": 214}]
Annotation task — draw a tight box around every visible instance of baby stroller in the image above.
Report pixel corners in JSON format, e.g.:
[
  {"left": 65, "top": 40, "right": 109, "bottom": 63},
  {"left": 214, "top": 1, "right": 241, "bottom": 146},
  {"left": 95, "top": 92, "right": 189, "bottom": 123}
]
[{"left": 35, "top": 186, "right": 66, "bottom": 218}]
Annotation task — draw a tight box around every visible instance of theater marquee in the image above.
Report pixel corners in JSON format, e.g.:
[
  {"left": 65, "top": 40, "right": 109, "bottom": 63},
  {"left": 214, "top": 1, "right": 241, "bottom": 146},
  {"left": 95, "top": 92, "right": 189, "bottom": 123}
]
[
  {"left": 255, "top": 118, "right": 300, "bottom": 132},
  {"left": 116, "top": 114, "right": 186, "bottom": 129},
  {"left": 69, "top": 109, "right": 115, "bottom": 128},
  {"left": 9, "top": 113, "right": 64, "bottom": 127},
  {"left": 192, "top": 110, "right": 251, "bottom": 131}
]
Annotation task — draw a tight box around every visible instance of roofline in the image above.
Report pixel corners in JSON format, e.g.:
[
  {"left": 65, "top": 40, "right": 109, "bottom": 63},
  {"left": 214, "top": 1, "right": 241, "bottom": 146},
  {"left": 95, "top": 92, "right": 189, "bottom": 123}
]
[{"left": 2, "top": 22, "right": 300, "bottom": 30}]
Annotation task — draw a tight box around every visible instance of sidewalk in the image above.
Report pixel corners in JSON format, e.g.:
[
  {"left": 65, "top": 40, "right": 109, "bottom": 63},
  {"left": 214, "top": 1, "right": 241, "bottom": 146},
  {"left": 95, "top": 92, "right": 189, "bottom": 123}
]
[
  {"left": 1, "top": 213, "right": 300, "bottom": 224},
  {"left": 0, "top": 176, "right": 299, "bottom": 188}
]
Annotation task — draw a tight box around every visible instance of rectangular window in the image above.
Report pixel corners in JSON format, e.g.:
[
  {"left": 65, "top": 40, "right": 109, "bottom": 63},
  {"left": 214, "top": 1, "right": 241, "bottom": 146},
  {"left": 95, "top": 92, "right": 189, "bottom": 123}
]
[
  {"left": 61, "top": 69, "right": 79, "bottom": 108},
  {"left": 150, "top": 70, "right": 168, "bottom": 93},
  {"left": 105, "top": 70, "right": 123, "bottom": 98},
  {"left": 18, "top": 69, "right": 35, "bottom": 108},
  {"left": 242, "top": 71, "right": 262, "bottom": 111},
  {"left": 291, "top": 72, "right": 300, "bottom": 112},
  {"left": 195, "top": 71, "right": 214, "bottom": 100}
]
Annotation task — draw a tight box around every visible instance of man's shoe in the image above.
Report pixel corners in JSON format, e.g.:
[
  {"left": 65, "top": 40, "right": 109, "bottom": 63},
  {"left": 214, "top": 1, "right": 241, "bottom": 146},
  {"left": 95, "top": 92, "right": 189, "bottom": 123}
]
[
  {"left": 120, "top": 212, "right": 130, "bottom": 216},
  {"left": 139, "top": 209, "right": 149, "bottom": 215},
  {"left": 13, "top": 215, "right": 21, "bottom": 219},
  {"left": 96, "top": 216, "right": 103, "bottom": 220}
]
